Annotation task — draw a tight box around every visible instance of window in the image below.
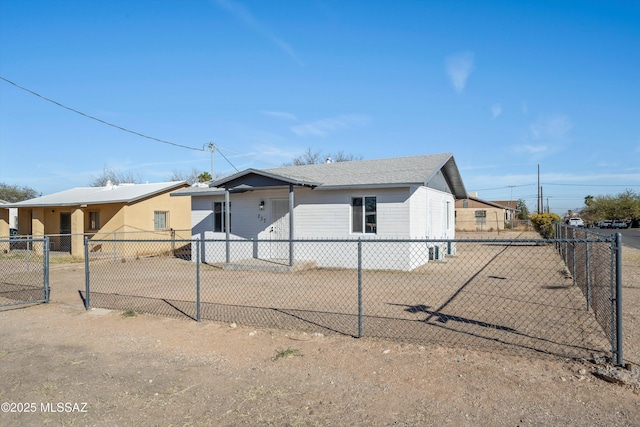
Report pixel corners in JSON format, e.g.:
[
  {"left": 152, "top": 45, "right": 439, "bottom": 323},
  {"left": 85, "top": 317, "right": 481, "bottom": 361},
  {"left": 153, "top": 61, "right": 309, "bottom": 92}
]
[
  {"left": 214, "top": 202, "right": 231, "bottom": 232},
  {"left": 89, "top": 211, "right": 100, "bottom": 230},
  {"left": 154, "top": 211, "right": 169, "bottom": 230},
  {"left": 475, "top": 210, "right": 486, "bottom": 218},
  {"left": 352, "top": 196, "right": 376, "bottom": 233}
]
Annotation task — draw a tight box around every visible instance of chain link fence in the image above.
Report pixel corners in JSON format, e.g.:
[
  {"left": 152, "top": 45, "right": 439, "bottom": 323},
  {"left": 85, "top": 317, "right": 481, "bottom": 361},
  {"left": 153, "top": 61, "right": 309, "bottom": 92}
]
[
  {"left": 0, "top": 236, "right": 50, "bottom": 307},
  {"left": 555, "top": 223, "right": 623, "bottom": 364},
  {"left": 83, "top": 233, "right": 621, "bottom": 362}
]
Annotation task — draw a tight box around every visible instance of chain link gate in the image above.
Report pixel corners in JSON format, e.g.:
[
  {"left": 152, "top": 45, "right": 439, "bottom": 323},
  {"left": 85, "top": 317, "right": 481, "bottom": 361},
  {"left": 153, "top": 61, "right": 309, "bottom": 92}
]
[{"left": 0, "top": 236, "right": 50, "bottom": 307}]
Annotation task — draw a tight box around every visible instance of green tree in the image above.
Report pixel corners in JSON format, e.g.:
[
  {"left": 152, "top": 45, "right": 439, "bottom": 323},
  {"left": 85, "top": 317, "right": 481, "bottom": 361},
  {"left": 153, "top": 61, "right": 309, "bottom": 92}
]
[
  {"left": 515, "top": 199, "right": 530, "bottom": 220},
  {"left": 530, "top": 213, "right": 561, "bottom": 238},
  {"left": 582, "top": 189, "right": 640, "bottom": 220},
  {"left": 198, "top": 171, "right": 212, "bottom": 182},
  {"left": 0, "top": 183, "right": 39, "bottom": 202}
]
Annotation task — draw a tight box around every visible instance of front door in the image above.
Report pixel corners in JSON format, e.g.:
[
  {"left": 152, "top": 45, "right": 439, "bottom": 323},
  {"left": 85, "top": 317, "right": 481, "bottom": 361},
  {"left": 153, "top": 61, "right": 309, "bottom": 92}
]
[
  {"left": 60, "top": 212, "right": 71, "bottom": 252},
  {"left": 270, "top": 199, "right": 289, "bottom": 259}
]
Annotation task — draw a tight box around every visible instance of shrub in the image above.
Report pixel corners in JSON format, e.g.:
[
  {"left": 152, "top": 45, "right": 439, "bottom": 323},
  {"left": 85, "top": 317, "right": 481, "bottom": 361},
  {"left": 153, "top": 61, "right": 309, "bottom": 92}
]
[{"left": 530, "top": 213, "right": 561, "bottom": 238}]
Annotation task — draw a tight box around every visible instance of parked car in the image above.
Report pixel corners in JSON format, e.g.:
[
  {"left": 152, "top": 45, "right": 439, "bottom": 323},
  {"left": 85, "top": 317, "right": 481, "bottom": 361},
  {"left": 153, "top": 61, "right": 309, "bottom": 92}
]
[
  {"left": 611, "top": 220, "right": 628, "bottom": 229},
  {"left": 598, "top": 220, "right": 612, "bottom": 229},
  {"left": 568, "top": 218, "right": 584, "bottom": 227}
]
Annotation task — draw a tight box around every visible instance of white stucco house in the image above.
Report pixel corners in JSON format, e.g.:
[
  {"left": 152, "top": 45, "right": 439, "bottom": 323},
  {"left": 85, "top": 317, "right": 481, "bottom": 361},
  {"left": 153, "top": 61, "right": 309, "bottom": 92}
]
[{"left": 171, "top": 153, "right": 467, "bottom": 270}]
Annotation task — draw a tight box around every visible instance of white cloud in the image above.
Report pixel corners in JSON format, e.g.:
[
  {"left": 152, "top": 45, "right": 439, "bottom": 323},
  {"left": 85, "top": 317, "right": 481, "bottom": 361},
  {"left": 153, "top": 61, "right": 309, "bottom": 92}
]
[
  {"left": 290, "top": 114, "right": 371, "bottom": 137},
  {"left": 261, "top": 111, "right": 298, "bottom": 121},
  {"left": 491, "top": 104, "right": 502, "bottom": 119},
  {"left": 511, "top": 114, "right": 573, "bottom": 159},
  {"left": 514, "top": 144, "right": 549, "bottom": 155},
  {"left": 214, "top": 0, "right": 303, "bottom": 66},
  {"left": 445, "top": 51, "right": 475, "bottom": 93},
  {"left": 529, "top": 114, "right": 573, "bottom": 141}
]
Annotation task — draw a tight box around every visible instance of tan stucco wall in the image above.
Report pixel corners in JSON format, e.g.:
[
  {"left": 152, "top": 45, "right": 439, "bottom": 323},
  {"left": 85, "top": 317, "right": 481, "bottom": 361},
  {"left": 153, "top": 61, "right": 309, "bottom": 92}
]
[
  {"left": 121, "top": 191, "right": 191, "bottom": 236},
  {"left": 455, "top": 207, "right": 507, "bottom": 231},
  {"left": 0, "top": 208, "right": 9, "bottom": 252},
  {"left": 0, "top": 208, "right": 8, "bottom": 236},
  {"left": 71, "top": 208, "right": 85, "bottom": 257},
  {"left": 84, "top": 203, "right": 126, "bottom": 237}
]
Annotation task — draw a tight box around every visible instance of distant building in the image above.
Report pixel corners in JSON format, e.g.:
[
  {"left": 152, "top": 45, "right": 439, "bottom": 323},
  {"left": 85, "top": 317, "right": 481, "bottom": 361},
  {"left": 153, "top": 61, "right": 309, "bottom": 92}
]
[{"left": 455, "top": 197, "right": 514, "bottom": 231}]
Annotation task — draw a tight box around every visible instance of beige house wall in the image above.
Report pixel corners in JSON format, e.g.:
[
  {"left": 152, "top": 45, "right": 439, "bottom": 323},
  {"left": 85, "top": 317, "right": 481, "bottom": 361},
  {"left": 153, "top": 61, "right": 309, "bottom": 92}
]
[
  {"left": 120, "top": 191, "right": 191, "bottom": 237},
  {"left": 85, "top": 203, "right": 126, "bottom": 238},
  {"left": 86, "top": 193, "right": 191, "bottom": 258},
  {"left": 0, "top": 209, "right": 8, "bottom": 252}
]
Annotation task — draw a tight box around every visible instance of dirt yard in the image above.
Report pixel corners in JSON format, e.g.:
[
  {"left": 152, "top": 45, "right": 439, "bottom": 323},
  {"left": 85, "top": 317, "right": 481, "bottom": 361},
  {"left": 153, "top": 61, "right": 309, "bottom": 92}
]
[{"left": 1, "top": 232, "right": 639, "bottom": 426}]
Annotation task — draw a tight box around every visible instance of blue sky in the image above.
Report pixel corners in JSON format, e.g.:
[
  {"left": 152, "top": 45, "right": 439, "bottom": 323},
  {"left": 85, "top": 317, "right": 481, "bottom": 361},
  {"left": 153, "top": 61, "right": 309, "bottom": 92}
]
[{"left": 1, "top": 0, "right": 638, "bottom": 215}]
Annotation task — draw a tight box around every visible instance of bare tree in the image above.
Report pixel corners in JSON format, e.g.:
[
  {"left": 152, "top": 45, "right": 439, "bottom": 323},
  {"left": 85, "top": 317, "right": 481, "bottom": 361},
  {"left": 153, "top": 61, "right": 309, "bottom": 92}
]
[
  {"left": 332, "top": 150, "right": 363, "bottom": 162},
  {"left": 170, "top": 168, "right": 200, "bottom": 184},
  {"left": 90, "top": 167, "right": 142, "bottom": 187},
  {"left": 285, "top": 148, "right": 363, "bottom": 166},
  {"left": 0, "top": 183, "right": 39, "bottom": 202}
]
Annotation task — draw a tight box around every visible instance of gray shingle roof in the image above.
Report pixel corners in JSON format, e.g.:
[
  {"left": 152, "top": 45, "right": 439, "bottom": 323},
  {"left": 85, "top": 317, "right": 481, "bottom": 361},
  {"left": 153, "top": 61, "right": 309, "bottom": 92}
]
[
  {"left": 202, "top": 153, "right": 467, "bottom": 198},
  {"left": 2, "top": 181, "right": 188, "bottom": 207},
  {"left": 265, "top": 152, "right": 454, "bottom": 186}
]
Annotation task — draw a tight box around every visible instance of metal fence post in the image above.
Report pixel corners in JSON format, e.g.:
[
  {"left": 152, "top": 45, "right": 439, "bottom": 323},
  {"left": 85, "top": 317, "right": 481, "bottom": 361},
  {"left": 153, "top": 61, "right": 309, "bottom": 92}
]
[
  {"left": 26, "top": 238, "right": 31, "bottom": 272},
  {"left": 196, "top": 239, "right": 201, "bottom": 322},
  {"left": 614, "top": 232, "right": 623, "bottom": 366},
  {"left": 43, "top": 236, "right": 50, "bottom": 303},
  {"left": 357, "top": 238, "right": 363, "bottom": 338},
  {"left": 572, "top": 239, "right": 576, "bottom": 287},
  {"left": 84, "top": 236, "right": 90, "bottom": 310},
  {"left": 586, "top": 241, "right": 591, "bottom": 310}
]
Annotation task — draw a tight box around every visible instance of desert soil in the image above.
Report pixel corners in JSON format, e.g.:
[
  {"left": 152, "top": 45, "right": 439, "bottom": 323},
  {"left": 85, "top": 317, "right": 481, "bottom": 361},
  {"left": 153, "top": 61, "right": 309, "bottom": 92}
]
[{"left": 1, "top": 233, "right": 639, "bottom": 426}]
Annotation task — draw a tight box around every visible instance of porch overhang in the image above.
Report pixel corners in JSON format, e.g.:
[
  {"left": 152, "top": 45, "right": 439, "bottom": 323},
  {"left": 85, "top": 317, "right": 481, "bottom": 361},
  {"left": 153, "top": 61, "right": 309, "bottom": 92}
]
[{"left": 209, "top": 169, "right": 319, "bottom": 191}]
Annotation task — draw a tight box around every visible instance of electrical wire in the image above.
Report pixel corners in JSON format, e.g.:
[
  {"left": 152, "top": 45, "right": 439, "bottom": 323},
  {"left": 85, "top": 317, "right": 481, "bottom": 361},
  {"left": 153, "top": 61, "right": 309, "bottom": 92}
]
[
  {"left": 544, "top": 183, "right": 639, "bottom": 187},
  {"left": 469, "top": 184, "right": 536, "bottom": 192},
  {"left": 0, "top": 76, "right": 203, "bottom": 152},
  {"left": 214, "top": 146, "right": 240, "bottom": 172},
  {"left": 215, "top": 145, "right": 281, "bottom": 168}
]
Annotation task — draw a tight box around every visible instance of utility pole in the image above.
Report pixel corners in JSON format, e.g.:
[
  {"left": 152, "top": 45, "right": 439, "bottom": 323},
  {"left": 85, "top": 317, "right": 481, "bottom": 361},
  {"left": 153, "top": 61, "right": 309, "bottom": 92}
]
[
  {"left": 537, "top": 164, "right": 541, "bottom": 214},
  {"left": 205, "top": 142, "right": 216, "bottom": 177},
  {"left": 508, "top": 185, "right": 515, "bottom": 227}
]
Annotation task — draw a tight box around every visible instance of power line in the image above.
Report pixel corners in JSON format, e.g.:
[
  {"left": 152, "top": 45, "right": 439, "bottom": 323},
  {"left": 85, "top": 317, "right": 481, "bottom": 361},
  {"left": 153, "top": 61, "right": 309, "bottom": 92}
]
[
  {"left": 1, "top": 76, "right": 203, "bottom": 152},
  {"left": 543, "top": 183, "right": 639, "bottom": 187},
  {"left": 469, "top": 184, "right": 535, "bottom": 192},
  {"left": 214, "top": 146, "right": 240, "bottom": 173},
  {"left": 215, "top": 145, "right": 281, "bottom": 168}
]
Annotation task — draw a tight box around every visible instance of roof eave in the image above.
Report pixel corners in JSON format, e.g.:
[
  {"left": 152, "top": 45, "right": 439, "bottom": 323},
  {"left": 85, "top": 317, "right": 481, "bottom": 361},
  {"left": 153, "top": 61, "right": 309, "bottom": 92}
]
[{"left": 426, "top": 155, "right": 467, "bottom": 199}]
